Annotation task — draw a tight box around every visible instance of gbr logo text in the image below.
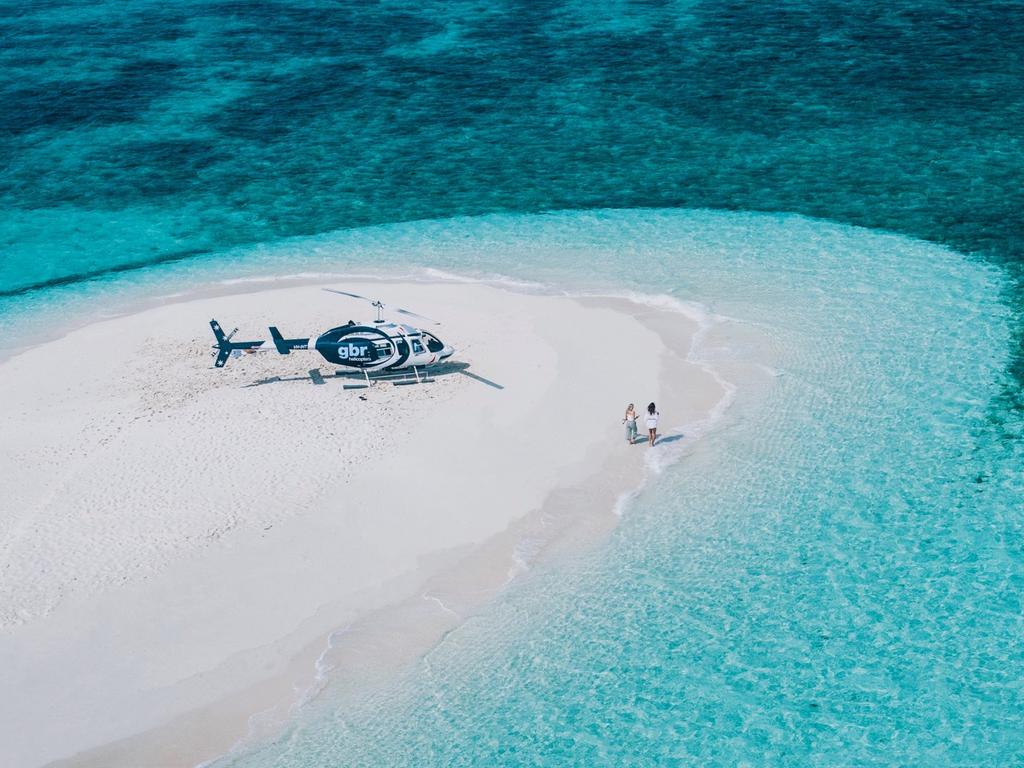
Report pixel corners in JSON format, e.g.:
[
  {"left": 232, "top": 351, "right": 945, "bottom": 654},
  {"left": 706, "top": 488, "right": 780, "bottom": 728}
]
[{"left": 337, "top": 342, "right": 370, "bottom": 360}]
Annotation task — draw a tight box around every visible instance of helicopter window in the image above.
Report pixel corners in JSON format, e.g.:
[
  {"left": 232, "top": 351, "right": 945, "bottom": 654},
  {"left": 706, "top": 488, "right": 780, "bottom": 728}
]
[
  {"left": 411, "top": 339, "right": 424, "bottom": 354},
  {"left": 422, "top": 333, "right": 445, "bottom": 353}
]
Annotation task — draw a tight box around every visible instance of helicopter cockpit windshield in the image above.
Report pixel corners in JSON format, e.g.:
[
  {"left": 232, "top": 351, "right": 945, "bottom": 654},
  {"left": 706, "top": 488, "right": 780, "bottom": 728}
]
[{"left": 421, "top": 332, "right": 445, "bottom": 353}]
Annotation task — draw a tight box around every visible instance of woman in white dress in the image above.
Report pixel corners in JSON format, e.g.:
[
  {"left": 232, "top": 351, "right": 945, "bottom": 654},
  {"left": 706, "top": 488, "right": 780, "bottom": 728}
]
[{"left": 645, "top": 402, "right": 659, "bottom": 446}]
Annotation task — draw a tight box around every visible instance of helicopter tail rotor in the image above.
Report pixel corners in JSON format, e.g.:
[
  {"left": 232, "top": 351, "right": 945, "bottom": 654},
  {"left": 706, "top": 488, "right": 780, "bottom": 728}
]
[{"left": 210, "top": 319, "right": 264, "bottom": 367}]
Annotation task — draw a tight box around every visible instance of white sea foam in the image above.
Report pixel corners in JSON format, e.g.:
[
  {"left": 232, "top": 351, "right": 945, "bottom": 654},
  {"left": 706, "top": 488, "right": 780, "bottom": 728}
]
[
  {"left": 505, "top": 535, "right": 544, "bottom": 583},
  {"left": 613, "top": 487, "right": 641, "bottom": 518},
  {"left": 416, "top": 266, "right": 555, "bottom": 293},
  {"left": 216, "top": 270, "right": 409, "bottom": 286},
  {"left": 193, "top": 623, "right": 350, "bottom": 768},
  {"left": 423, "top": 593, "right": 460, "bottom": 619}
]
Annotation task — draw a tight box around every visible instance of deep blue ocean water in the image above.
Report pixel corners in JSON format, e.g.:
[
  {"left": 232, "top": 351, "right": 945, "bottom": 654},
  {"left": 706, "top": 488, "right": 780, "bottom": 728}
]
[{"left": 2, "top": 1, "right": 1023, "bottom": 765}]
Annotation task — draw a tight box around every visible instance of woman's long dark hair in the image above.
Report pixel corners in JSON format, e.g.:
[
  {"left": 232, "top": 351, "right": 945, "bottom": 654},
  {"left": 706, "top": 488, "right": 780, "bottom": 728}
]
[{"left": 647, "top": 402, "right": 656, "bottom": 415}]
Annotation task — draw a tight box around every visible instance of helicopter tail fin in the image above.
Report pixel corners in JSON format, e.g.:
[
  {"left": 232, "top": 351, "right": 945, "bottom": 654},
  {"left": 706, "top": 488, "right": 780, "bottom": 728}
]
[
  {"left": 268, "top": 326, "right": 310, "bottom": 355},
  {"left": 210, "top": 319, "right": 264, "bottom": 368}
]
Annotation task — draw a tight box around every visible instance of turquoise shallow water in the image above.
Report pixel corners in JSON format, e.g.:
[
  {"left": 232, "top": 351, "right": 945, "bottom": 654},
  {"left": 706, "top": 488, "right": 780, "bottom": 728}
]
[{"left": 3, "top": 0, "right": 1023, "bottom": 764}]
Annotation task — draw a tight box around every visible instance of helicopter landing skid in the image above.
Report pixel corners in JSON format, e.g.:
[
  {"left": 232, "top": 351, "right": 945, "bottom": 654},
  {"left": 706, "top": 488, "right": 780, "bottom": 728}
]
[
  {"left": 338, "top": 366, "right": 434, "bottom": 388},
  {"left": 342, "top": 369, "right": 373, "bottom": 390}
]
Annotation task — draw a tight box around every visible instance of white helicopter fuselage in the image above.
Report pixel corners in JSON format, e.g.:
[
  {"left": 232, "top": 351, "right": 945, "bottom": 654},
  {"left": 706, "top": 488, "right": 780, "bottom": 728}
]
[
  {"left": 210, "top": 290, "right": 454, "bottom": 371},
  {"left": 210, "top": 319, "right": 454, "bottom": 370},
  {"left": 284, "top": 321, "right": 454, "bottom": 371}
]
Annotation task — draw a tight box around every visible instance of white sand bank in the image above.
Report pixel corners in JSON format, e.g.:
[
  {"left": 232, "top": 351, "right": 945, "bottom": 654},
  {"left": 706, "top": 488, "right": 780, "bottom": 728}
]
[{"left": 0, "top": 281, "right": 726, "bottom": 767}]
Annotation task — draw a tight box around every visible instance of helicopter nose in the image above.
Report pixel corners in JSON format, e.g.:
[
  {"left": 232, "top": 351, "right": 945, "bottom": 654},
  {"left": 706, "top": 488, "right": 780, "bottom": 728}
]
[{"left": 440, "top": 345, "right": 455, "bottom": 360}]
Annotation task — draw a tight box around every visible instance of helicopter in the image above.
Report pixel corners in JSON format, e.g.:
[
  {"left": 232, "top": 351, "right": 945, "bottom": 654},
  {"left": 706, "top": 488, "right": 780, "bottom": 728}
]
[{"left": 209, "top": 289, "right": 455, "bottom": 375}]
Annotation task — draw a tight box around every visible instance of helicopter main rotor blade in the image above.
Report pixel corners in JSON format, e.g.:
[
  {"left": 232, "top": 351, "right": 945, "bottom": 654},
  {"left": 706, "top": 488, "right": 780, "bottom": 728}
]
[
  {"left": 394, "top": 307, "right": 441, "bottom": 325},
  {"left": 322, "top": 288, "right": 441, "bottom": 325},
  {"left": 322, "top": 288, "right": 372, "bottom": 302}
]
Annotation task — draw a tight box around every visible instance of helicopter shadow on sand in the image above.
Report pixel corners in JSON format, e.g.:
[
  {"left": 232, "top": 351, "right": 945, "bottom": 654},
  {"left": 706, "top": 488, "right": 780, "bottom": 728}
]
[{"left": 241, "top": 361, "right": 504, "bottom": 391}]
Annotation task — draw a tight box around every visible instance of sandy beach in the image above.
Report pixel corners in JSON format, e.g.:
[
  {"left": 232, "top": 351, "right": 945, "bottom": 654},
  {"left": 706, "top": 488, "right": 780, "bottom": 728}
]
[{"left": 0, "top": 280, "right": 727, "bottom": 767}]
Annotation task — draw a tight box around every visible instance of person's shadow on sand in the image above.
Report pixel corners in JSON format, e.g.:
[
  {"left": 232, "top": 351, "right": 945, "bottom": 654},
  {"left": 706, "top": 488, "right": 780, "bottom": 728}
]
[{"left": 635, "top": 433, "right": 684, "bottom": 447}]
